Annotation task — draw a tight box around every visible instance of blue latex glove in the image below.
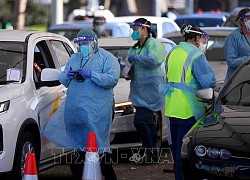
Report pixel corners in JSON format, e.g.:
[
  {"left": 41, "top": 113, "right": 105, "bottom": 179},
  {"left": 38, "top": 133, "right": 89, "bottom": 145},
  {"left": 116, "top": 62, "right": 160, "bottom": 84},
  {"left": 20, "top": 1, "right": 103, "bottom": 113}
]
[
  {"left": 78, "top": 68, "right": 92, "bottom": 78},
  {"left": 128, "top": 55, "right": 137, "bottom": 63},
  {"left": 67, "top": 67, "right": 75, "bottom": 80}
]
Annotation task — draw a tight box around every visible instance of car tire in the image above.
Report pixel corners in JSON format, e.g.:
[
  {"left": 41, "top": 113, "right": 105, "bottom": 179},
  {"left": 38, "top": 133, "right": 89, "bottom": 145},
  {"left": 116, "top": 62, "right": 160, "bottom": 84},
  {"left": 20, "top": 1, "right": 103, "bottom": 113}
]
[
  {"left": 11, "top": 132, "right": 38, "bottom": 180},
  {"left": 153, "top": 111, "right": 162, "bottom": 161}
]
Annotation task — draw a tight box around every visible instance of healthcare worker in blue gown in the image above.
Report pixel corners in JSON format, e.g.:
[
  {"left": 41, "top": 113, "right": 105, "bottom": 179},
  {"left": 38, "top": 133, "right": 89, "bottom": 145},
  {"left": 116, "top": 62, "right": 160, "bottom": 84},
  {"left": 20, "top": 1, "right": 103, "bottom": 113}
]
[
  {"left": 59, "top": 28, "right": 120, "bottom": 180},
  {"left": 224, "top": 8, "right": 250, "bottom": 84}
]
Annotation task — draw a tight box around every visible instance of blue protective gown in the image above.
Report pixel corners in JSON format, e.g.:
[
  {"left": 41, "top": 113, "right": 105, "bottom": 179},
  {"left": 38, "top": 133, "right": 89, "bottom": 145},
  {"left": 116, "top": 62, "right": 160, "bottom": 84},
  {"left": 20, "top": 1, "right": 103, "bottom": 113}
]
[
  {"left": 128, "top": 36, "right": 166, "bottom": 111},
  {"left": 59, "top": 47, "right": 120, "bottom": 153},
  {"left": 224, "top": 28, "right": 250, "bottom": 82}
]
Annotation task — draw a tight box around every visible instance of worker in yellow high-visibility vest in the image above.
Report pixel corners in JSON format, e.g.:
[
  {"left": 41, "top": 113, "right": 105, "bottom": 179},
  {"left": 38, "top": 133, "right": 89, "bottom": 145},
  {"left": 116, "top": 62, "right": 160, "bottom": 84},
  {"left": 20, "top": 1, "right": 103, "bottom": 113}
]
[{"left": 162, "top": 25, "right": 217, "bottom": 180}]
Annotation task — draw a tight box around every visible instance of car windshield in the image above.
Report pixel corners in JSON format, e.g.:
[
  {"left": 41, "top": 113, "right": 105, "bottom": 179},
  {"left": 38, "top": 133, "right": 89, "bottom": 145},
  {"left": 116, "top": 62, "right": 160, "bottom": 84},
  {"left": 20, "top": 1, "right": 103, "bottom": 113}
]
[
  {"left": 175, "top": 17, "right": 224, "bottom": 27},
  {"left": 0, "top": 42, "right": 25, "bottom": 84},
  {"left": 223, "top": 15, "right": 238, "bottom": 27},
  {"left": 50, "top": 29, "right": 80, "bottom": 41},
  {"left": 50, "top": 29, "right": 113, "bottom": 41},
  {"left": 169, "top": 36, "right": 226, "bottom": 61}
]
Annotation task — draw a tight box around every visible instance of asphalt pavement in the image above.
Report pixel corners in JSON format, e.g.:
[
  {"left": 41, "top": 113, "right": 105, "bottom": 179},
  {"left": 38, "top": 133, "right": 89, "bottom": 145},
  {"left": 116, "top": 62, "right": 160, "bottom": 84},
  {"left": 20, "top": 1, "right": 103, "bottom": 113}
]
[{"left": 39, "top": 147, "right": 175, "bottom": 180}]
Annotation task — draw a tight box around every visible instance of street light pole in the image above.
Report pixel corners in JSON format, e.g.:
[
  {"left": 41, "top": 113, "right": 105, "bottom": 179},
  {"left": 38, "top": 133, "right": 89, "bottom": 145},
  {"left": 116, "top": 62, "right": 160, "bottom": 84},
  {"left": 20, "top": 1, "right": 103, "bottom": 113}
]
[
  {"left": 153, "top": 0, "right": 161, "bottom": 17},
  {"left": 51, "top": 0, "right": 64, "bottom": 26},
  {"left": 185, "top": 0, "right": 194, "bottom": 15}
]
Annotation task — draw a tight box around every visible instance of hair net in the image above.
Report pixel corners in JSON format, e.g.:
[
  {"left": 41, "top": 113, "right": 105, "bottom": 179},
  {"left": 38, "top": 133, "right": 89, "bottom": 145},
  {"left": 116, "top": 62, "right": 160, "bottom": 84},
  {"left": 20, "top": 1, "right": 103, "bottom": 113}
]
[{"left": 77, "top": 28, "right": 98, "bottom": 52}]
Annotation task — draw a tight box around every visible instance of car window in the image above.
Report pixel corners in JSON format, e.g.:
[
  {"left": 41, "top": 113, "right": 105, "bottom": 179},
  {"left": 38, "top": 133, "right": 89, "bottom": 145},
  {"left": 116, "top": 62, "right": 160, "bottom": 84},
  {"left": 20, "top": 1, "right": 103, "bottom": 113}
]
[
  {"left": 221, "top": 80, "right": 250, "bottom": 106},
  {"left": 50, "top": 29, "right": 79, "bottom": 41},
  {"left": 223, "top": 16, "right": 238, "bottom": 27},
  {"left": 50, "top": 40, "right": 71, "bottom": 67},
  {"left": 221, "top": 63, "right": 250, "bottom": 106},
  {"left": 0, "top": 42, "right": 25, "bottom": 84},
  {"left": 150, "top": 24, "right": 157, "bottom": 37},
  {"left": 162, "top": 22, "right": 178, "bottom": 35},
  {"left": 175, "top": 18, "right": 224, "bottom": 27},
  {"left": 169, "top": 36, "right": 225, "bottom": 61}
]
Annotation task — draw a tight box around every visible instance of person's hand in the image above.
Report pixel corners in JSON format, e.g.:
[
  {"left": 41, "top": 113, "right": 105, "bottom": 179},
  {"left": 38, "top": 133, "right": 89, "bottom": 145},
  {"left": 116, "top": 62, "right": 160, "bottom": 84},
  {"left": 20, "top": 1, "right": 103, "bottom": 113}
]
[
  {"left": 128, "top": 55, "right": 137, "bottom": 63},
  {"left": 67, "top": 67, "right": 75, "bottom": 80},
  {"left": 78, "top": 68, "right": 92, "bottom": 78}
]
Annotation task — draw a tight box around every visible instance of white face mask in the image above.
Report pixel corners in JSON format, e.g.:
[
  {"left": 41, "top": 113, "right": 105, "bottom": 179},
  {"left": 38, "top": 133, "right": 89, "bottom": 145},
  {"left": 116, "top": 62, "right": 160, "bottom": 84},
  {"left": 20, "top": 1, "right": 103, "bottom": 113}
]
[{"left": 199, "top": 43, "right": 207, "bottom": 53}]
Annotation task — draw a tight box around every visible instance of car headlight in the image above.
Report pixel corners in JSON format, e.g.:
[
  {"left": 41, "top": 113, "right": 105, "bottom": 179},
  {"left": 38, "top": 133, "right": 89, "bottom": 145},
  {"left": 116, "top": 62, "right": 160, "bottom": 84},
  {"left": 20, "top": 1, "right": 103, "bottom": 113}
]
[
  {"left": 0, "top": 101, "right": 10, "bottom": 113},
  {"left": 194, "top": 145, "right": 207, "bottom": 157},
  {"left": 219, "top": 149, "right": 231, "bottom": 160},
  {"left": 207, "top": 147, "right": 219, "bottom": 159}
]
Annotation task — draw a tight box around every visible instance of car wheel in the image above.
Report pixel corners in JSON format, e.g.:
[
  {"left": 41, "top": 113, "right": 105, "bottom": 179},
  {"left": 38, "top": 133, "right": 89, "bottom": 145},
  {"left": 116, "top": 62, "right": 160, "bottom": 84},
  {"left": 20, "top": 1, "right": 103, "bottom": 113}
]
[
  {"left": 153, "top": 111, "right": 162, "bottom": 160},
  {"left": 11, "top": 132, "right": 38, "bottom": 180}
]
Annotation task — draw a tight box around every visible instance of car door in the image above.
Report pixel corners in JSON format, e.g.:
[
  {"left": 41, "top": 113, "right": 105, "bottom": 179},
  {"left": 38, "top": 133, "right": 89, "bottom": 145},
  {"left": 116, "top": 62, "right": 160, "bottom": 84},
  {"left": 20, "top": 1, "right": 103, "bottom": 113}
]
[{"left": 31, "top": 38, "right": 73, "bottom": 161}]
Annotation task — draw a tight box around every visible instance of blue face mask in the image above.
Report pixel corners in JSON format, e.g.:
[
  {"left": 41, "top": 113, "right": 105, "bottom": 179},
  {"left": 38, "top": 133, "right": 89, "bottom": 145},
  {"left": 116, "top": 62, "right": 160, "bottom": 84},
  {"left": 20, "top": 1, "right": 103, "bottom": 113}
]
[
  {"left": 131, "top": 31, "right": 141, "bottom": 40},
  {"left": 80, "top": 45, "right": 91, "bottom": 58},
  {"left": 95, "top": 25, "right": 105, "bottom": 34}
]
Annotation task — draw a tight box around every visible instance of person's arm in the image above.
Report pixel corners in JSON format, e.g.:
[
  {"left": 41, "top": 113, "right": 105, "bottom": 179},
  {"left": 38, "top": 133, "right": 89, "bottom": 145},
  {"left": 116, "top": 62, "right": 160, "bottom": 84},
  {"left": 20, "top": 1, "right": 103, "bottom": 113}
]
[
  {"left": 58, "top": 55, "right": 75, "bottom": 87},
  {"left": 132, "top": 40, "right": 166, "bottom": 69},
  {"left": 192, "top": 54, "right": 217, "bottom": 88},
  {"left": 91, "top": 51, "right": 120, "bottom": 89},
  {"left": 224, "top": 33, "right": 250, "bottom": 69}
]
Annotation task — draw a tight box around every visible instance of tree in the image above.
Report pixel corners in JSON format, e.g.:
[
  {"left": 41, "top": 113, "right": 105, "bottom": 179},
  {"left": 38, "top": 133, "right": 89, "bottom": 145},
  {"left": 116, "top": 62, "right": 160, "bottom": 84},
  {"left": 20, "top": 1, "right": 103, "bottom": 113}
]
[{"left": 14, "top": 0, "right": 28, "bottom": 30}]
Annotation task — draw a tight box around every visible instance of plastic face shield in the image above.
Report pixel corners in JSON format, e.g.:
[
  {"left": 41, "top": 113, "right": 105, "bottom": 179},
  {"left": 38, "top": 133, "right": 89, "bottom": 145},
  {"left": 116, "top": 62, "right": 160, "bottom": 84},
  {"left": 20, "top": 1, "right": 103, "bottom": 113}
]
[
  {"left": 200, "top": 32, "right": 209, "bottom": 45},
  {"left": 74, "top": 36, "right": 94, "bottom": 46},
  {"left": 130, "top": 22, "right": 150, "bottom": 31},
  {"left": 240, "top": 13, "right": 250, "bottom": 31}
]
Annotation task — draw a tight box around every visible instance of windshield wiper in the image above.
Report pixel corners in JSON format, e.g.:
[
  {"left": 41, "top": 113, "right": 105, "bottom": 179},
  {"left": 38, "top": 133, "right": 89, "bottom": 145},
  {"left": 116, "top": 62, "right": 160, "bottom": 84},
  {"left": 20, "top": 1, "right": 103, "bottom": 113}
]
[{"left": 0, "top": 80, "right": 19, "bottom": 85}]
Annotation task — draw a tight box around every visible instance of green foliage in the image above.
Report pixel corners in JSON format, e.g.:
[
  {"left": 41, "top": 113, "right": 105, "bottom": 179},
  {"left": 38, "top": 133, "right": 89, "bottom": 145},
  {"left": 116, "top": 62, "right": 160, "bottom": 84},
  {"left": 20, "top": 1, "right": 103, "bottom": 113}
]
[
  {"left": 25, "top": 0, "right": 50, "bottom": 26},
  {"left": 0, "top": 0, "right": 49, "bottom": 27},
  {"left": 25, "top": 24, "right": 47, "bottom": 32},
  {"left": 0, "top": 0, "right": 13, "bottom": 22}
]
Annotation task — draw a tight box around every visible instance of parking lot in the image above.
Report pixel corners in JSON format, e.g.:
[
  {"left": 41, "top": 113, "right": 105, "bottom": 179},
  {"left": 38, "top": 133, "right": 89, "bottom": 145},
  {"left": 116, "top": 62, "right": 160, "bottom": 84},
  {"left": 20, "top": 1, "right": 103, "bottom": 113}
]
[{"left": 40, "top": 146, "right": 175, "bottom": 180}]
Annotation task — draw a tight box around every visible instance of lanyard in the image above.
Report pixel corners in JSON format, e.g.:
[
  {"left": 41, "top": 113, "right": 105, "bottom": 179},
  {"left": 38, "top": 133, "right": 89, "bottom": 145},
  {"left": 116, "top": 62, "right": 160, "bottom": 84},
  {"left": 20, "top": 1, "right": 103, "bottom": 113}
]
[{"left": 243, "top": 34, "right": 250, "bottom": 47}]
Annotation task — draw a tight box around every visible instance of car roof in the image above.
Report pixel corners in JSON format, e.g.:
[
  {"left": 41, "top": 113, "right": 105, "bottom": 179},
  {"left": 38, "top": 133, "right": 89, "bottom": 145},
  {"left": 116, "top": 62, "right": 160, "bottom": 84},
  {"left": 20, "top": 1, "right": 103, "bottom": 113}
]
[
  {"left": 176, "top": 13, "right": 227, "bottom": 19},
  {"left": 98, "top": 37, "right": 176, "bottom": 47},
  {"left": 164, "top": 26, "right": 237, "bottom": 38},
  {"left": 108, "top": 16, "right": 179, "bottom": 24},
  {"left": 0, "top": 29, "right": 63, "bottom": 42},
  {"left": 49, "top": 21, "right": 129, "bottom": 30}
]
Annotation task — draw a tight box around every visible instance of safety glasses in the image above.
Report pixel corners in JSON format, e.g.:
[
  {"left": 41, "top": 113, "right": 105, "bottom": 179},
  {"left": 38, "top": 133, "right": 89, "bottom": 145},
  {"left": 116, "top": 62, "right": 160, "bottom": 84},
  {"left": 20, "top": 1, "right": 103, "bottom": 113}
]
[{"left": 74, "top": 36, "right": 94, "bottom": 46}]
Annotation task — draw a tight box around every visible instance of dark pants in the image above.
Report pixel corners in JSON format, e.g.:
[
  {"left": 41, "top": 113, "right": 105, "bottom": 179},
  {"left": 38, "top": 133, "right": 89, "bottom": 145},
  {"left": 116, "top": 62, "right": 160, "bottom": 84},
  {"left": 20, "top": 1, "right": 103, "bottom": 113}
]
[
  {"left": 169, "top": 116, "right": 196, "bottom": 180},
  {"left": 134, "top": 107, "right": 158, "bottom": 157},
  {"left": 100, "top": 152, "right": 117, "bottom": 180}
]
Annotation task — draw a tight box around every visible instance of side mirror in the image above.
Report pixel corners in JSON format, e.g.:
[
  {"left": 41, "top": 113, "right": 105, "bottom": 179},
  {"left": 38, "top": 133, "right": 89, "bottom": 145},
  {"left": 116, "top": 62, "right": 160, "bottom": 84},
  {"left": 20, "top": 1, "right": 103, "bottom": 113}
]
[
  {"left": 36, "top": 68, "right": 61, "bottom": 88},
  {"left": 196, "top": 88, "right": 214, "bottom": 103},
  {"left": 41, "top": 68, "right": 61, "bottom": 81}
]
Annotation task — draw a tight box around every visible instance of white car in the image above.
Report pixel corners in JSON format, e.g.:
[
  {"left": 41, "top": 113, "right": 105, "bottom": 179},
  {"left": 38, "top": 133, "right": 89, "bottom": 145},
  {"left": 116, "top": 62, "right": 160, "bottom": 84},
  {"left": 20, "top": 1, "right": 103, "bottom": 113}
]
[
  {"left": 107, "top": 16, "right": 180, "bottom": 38},
  {"left": 98, "top": 37, "right": 176, "bottom": 149},
  {"left": 48, "top": 21, "right": 131, "bottom": 41},
  {"left": 0, "top": 30, "right": 75, "bottom": 179}
]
